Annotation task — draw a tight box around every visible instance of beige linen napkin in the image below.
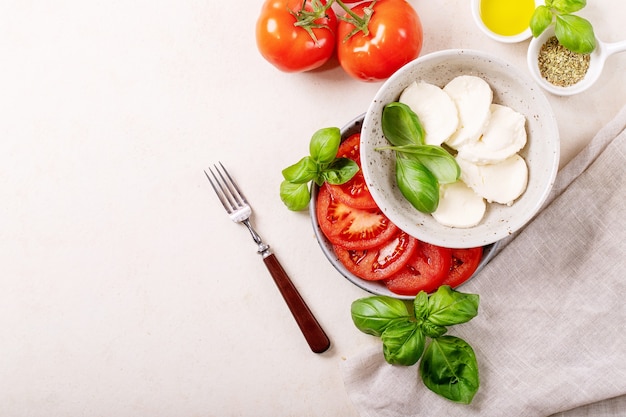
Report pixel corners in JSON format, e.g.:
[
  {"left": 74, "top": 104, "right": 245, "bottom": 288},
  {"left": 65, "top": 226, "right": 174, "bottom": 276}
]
[{"left": 341, "top": 104, "right": 626, "bottom": 417}]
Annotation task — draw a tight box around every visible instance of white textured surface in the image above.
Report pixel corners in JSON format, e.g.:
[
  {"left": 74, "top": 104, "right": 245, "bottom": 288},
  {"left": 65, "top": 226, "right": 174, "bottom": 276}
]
[{"left": 0, "top": 1, "right": 624, "bottom": 416}]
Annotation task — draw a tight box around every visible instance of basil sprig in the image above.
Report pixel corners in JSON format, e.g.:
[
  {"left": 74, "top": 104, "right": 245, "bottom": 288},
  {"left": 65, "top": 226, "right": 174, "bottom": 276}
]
[
  {"left": 280, "top": 127, "right": 358, "bottom": 211},
  {"left": 380, "top": 102, "right": 460, "bottom": 214},
  {"left": 351, "top": 286, "right": 480, "bottom": 404},
  {"left": 530, "top": 0, "right": 596, "bottom": 54}
]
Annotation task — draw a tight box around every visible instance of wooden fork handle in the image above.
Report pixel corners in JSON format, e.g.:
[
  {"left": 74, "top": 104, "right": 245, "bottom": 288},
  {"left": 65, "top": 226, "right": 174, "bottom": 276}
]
[{"left": 263, "top": 253, "right": 331, "bottom": 353}]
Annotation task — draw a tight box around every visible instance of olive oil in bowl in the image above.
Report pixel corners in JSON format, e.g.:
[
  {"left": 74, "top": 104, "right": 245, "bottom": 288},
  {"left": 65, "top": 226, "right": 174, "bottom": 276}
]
[
  {"left": 479, "top": 0, "right": 535, "bottom": 37},
  {"left": 471, "top": 0, "right": 536, "bottom": 43}
]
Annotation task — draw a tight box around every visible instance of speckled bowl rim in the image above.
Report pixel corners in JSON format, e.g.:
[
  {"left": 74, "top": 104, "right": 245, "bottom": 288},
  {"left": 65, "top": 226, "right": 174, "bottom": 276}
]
[
  {"left": 309, "top": 114, "right": 501, "bottom": 300},
  {"left": 360, "top": 49, "right": 560, "bottom": 248}
]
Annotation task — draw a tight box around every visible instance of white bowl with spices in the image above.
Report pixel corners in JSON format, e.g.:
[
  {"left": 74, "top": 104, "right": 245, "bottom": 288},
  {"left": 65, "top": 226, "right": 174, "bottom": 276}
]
[
  {"left": 528, "top": 26, "right": 626, "bottom": 96},
  {"left": 360, "top": 49, "right": 560, "bottom": 249}
]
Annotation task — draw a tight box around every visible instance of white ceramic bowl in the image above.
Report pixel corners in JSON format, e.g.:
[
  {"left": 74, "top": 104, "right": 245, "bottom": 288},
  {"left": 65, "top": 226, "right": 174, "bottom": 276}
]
[
  {"left": 309, "top": 114, "right": 500, "bottom": 300},
  {"left": 360, "top": 49, "right": 560, "bottom": 249},
  {"left": 527, "top": 26, "right": 626, "bottom": 96},
  {"left": 471, "top": 0, "right": 539, "bottom": 43}
]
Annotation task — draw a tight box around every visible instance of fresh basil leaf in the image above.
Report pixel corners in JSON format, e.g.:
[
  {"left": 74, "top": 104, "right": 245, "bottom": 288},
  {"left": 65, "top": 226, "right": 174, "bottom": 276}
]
[
  {"left": 321, "top": 157, "right": 359, "bottom": 185},
  {"left": 530, "top": 5, "right": 553, "bottom": 38},
  {"left": 351, "top": 296, "right": 411, "bottom": 337},
  {"left": 413, "top": 291, "right": 429, "bottom": 320},
  {"left": 427, "top": 286, "right": 479, "bottom": 327},
  {"left": 391, "top": 145, "right": 460, "bottom": 184},
  {"left": 420, "top": 320, "right": 447, "bottom": 338},
  {"left": 310, "top": 127, "right": 341, "bottom": 164},
  {"left": 382, "top": 102, "right": 425, "bottom": 147},
  {"left": 282, "top": 156, "right": 318, "bottom": 184},
  {"left": 419, "top": 336, "right": 479, "bottom": 404},
  {"left": 555, "top": 14, "right": 596, "bottom": 54},
  {"left": 552, "top": 0, "right": 586, "bottom": 14},
  {"left": 381, "top": 320, "right": 425, "bottom": 366},
  {"left": 279, "top": 180, "right": 311, "bottom": 211},
  {"left": 395, "top": 156, "right": 440, "bottom": 214}
]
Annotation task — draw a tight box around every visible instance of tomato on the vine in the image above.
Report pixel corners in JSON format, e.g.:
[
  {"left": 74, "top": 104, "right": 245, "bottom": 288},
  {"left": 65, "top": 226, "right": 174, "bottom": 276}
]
[
  {"left": 336, "top": 0, "right": 423, "bottom": 81},
  {"left": 256, "top": 0, "right": 337, "bottom": 72}
]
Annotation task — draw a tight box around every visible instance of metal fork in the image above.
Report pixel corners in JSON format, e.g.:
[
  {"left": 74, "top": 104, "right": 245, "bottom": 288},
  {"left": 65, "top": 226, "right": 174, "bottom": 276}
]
[{"left": 204, "top": 162, "right": 331, "bottom": 354}]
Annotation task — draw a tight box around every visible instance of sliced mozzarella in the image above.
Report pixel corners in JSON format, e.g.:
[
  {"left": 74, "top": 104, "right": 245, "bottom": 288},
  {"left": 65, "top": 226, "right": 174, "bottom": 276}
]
[
  {"left": 457, "top": 104, "right": 527, "bottom": 164},
  {"left": 399, "top": 81, "right": 459, "bottom": 146},
  {"left": 432, "top": 181, "right": 486, "bottom": 228},
  {"left": 443, "top": 75, "right": 493, "bottom": 149},
  {"left": 457, "top": 154, "right": 528, "bottom": 206}
]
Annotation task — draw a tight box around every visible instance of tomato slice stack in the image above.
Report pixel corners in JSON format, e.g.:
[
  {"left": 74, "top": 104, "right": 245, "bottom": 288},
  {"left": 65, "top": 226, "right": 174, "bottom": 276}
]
[{"left": 316, "top": 133, "right": 484, "bottom": 296}]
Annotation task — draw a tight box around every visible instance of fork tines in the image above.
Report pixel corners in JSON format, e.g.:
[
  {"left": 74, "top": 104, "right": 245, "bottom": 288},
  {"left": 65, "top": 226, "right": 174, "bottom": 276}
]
[{"left": 204, "top": 162, "right": 248, "bottom": 214}]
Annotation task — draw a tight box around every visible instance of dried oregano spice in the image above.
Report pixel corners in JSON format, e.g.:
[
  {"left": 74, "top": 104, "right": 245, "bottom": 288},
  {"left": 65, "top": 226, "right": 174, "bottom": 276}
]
[{"left": 537, "top": 36, "right": 591, "bottom": 87}]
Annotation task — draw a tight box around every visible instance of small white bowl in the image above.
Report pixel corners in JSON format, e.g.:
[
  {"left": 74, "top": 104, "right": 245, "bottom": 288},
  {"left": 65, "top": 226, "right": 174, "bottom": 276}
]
[
  {"left": 471, "top": 0, "right": 539, "bottom": 43},
  {"left": 527, "top": 26, "right": 626, "bottom": 96},
  {"left": 309, "top": 114, "right": 500, "bottom": 300},
  {"left": 360, "top": 49, "right": 560, "bottom": 249}
]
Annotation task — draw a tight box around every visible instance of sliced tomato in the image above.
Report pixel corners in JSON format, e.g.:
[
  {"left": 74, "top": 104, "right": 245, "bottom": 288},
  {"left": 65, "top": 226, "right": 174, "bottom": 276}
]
[
  {"left": 326, "top": 133, "right": 377, "bottom": 209},
  {"left": 384, "top": 242, "right": 452, "bottom": 296},
  {"left": 333, "top": 230, "right": 418, "bottom": 281},
  {"left": 337, "top": 132, "right": 362, "bottom": 163},
  {"left": 316, "top": 185, "right": 397, "bottom": 250},
  {"left": 441, "top": 247, "right": 483, "bottom": 289}
]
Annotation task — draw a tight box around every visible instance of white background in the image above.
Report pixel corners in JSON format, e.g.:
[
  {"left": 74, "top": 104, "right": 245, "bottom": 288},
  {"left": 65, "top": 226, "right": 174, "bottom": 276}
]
[{"left": 1, "top": 1, "right": 625, "bottom": 416}]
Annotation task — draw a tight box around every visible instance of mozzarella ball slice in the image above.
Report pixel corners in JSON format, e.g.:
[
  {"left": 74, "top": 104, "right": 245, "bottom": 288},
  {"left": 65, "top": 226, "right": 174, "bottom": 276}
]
[
  {"left": 457, "top": 154, "right": 528, "bottom": 206},
  {"left": 457, "top": 104, "right": 527, "bottom": 164},
  {"left": 399, "top": 81, "right": 459, "bottom": 146},
  {"left": 443, "top": 75, "right": 493, "bottom": 149},
  {"left": 432, "top": 180, "right": 486, "bottom": 228}
]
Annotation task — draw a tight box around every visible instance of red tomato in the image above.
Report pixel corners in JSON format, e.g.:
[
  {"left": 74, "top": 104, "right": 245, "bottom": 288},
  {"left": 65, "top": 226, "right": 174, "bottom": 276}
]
[
  {"left": 333, "top": 230, "right": 418, "bottom": 281},
  {"left": 441, "top": 247, "right": 483, "bottom": 289},
  {"left": 336, "top": 0, "right": 423, "bottom": 81},
  {"left": 337, "top": 132, "right": 362, "bottom": 164},
  {"left": 384, "top": 242, "right": 452, "bottom": 295},
  {"left": 316, "top": 185, "right": 397, "bottom": 250},
  {"left": 326, "top": 133, "right": 377, "bottom": 209},
  {"left": 256, "top": 0, "right": 337, "bottom": 72}
]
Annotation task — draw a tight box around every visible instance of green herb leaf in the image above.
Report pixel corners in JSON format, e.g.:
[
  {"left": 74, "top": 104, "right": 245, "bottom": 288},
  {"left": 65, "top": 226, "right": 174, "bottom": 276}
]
[
  {"left": 529, "top": 0, "right": 595, "bottom": 54},
  {"left": 382, "top": 102, "right": 425, "bottom": 147},
  {"left": 413, "top": 291, "right": 429, "bottom": 320},
  {"left": 388, "top": 145, "right": 460, "bottom": 184},
  {"left": 419, "top": 320, "right": 447, "bottom": 339},
  {"left": 310, "top": 127, "right": 341, "bottom": 164},
  {"left": 419, "top": 336, "right": 480, "bottom": 404},
  {"left": 280, "top": 126, "right": 358, "bottom": 211},
  {"left": 427, "top": 286, "right": 479, "bottom": 327},
  {"left": 351, "top": 296, "right": 411, "bottom": 337},
  {"left": 530, "top": 5, "right": 553, "bottom": 38},
  {"left": 320, "top": 157, "right": 359, "bottom": 185},
  {"left": 381, "top": 321, "right": 425, "bottom": 366},
  {"left": 282, "top": 156, "right": 318, "bottom": 184},
  {"left": 279, "top": 180, "right": 311, "bottom": 211},
  {"left": 395, "top": 156, "right": 440, "bottom": 214},
  {"left": 551, "top": 0, "right": 586, "bottom": 14},
  {"left": 555, "top": 14, "right": 596, "bottom": 54}
]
